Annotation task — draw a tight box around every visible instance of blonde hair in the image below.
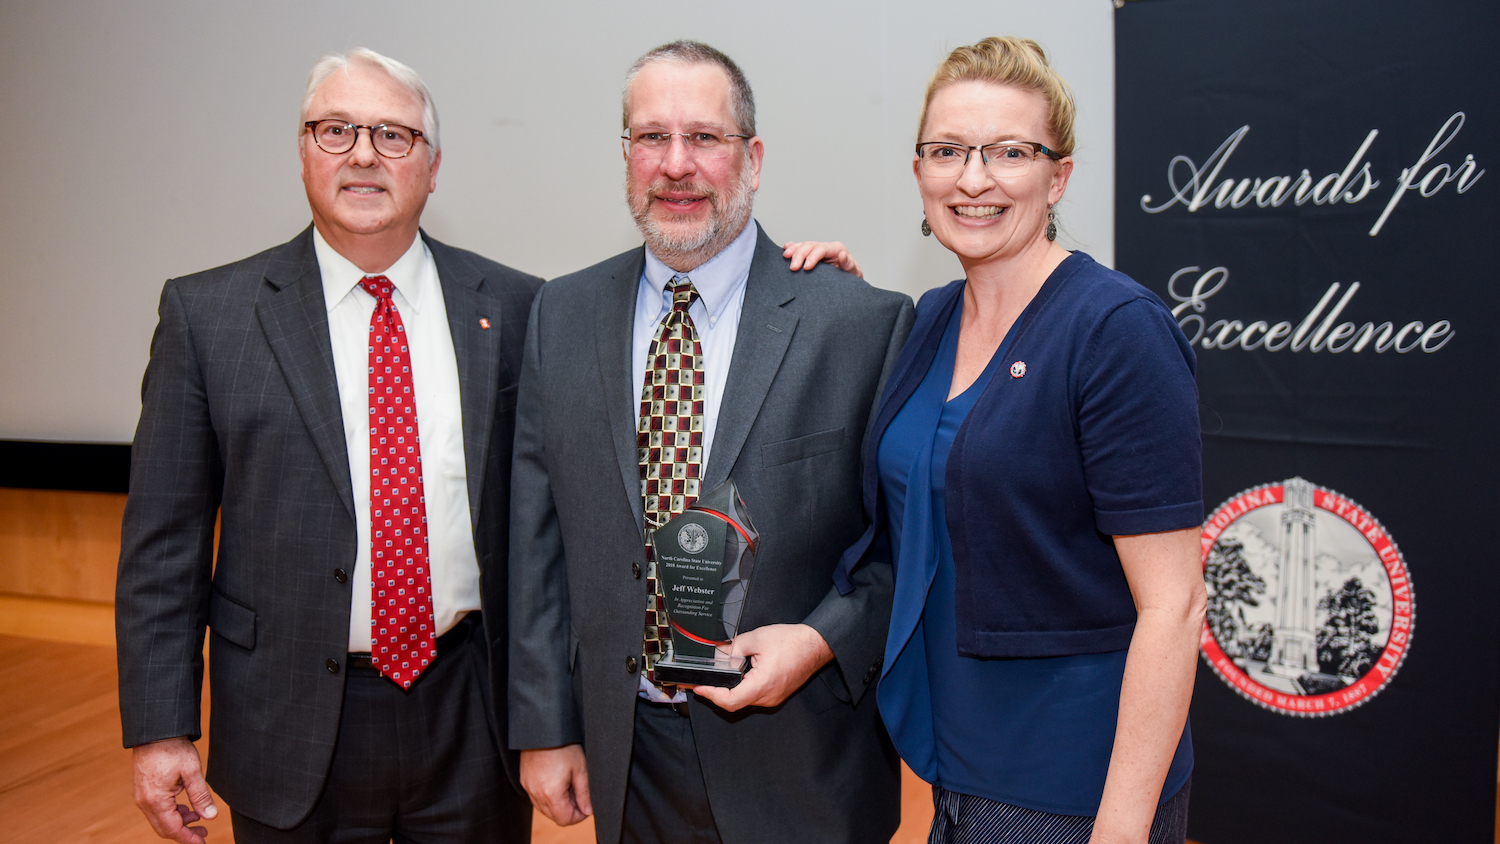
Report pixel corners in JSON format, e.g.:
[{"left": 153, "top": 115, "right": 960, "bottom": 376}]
[{"left": 917, "top": 36, "right": 1076, "bottom": 156}]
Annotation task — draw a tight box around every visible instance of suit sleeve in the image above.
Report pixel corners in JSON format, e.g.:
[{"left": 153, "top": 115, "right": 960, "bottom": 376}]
[
  {"left": 507, "top": 284, "right": 585, "bottom": 749},
  {"left": 802, "top": 295, "right": 915, "bottom": 707},
  {"left": 116, "top": 279, "right": 222, "bottom": 747}
]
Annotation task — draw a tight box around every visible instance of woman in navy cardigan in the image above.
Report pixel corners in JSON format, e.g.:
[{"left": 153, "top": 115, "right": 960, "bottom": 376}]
[{"left": 833, "top": 37, "right": 1206, "bottom": 844}]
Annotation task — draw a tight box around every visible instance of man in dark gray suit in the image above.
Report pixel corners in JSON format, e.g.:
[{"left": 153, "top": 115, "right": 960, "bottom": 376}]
[
  {"left": 116, "top": 48, "right": 537, "bottom": 843},
  {"left": 508, "top": 41, "right": 912, "bottom": 844}
]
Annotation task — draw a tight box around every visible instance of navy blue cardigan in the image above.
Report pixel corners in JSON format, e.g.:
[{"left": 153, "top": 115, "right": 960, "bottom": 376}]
[{"left": 835, "top": 252, "right": 1202, "bottom": 658}]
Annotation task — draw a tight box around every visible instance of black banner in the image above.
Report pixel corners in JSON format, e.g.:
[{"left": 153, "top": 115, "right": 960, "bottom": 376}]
[
  {"left": 1116, "top": 1, "right": 1499, "bottom": 841},
  {"left": 0, "top": 440, "right": 131, "bottom": 492}
]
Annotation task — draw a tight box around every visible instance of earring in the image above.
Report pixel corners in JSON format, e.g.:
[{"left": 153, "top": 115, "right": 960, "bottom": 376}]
[
  {"left": 921, "top": 217, "right": 932, "bottom": 237},
  {"left": 1046, "top": 206, "right": 1057, "bottom": 242}
]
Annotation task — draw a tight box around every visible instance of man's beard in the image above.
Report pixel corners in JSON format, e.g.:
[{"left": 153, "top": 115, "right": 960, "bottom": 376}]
[{"left": 628, "top": 163, "right": 755, "bottom": 271}]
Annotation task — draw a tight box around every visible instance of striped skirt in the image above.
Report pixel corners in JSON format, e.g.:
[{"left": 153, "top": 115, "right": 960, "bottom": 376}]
[{"left": 928, "top": 779, "right": 1190, "bottom": 844}]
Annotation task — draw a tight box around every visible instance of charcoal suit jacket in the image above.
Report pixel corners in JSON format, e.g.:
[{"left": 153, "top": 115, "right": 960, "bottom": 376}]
[
  {"left": 508, "top": 224, "right": 913, "bottom": 844},
  {"left": 115, "top": 226, "right": 542, "bottom": 827}
]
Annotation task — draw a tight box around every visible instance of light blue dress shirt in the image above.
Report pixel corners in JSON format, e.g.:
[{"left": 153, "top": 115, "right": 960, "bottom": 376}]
[
  {"left": 630, "top": 219, "right": 757, "bottom": 470},
  {"left": 631, "top": 219, "right": 757, "bottom": 702}
]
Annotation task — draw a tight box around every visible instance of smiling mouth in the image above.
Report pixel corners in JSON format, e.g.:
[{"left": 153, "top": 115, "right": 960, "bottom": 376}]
[
  {"left": 343, "top": 185, "right": 385, "bottom": 194},
  {"left": 953, "top": 205, "right": 1004, "bottom": 218},
  {"left": 648, "top": 179, "right": 716, "bottom": 212}
]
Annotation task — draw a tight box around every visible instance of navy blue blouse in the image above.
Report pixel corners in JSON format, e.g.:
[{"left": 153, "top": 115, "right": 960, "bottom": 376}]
[{"left": 872, "top": 273, "right": 1193, "bottom": 815}]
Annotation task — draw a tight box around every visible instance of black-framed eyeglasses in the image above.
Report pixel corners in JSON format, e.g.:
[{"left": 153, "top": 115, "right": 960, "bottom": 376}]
[
  {"left": 915, "top": 140, "right": 1063, "bottom": 178},
  {"left": 304, "top": 120, "right": 427, "bottom": 159},
  {"left": 621, "top": 129, "right": 753, "bottom": 160}
]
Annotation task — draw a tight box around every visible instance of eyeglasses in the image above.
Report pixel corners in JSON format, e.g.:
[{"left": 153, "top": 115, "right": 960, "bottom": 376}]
[
  {"left": 915, "top": 140, "right": 1063, "bottom": 178},
  {"left": 622, "top": 129, "right": 752, "bottom": 160},
  {"left": 304, "top": 120, "right": 427, "bottom": 159}
]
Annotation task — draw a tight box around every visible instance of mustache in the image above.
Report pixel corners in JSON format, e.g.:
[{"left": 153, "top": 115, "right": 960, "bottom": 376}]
[{"left": 647, "top": 179, "right": 718, "bottom": 203}]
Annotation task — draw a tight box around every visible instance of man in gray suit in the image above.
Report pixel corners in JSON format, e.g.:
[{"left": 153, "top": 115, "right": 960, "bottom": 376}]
[
  {"left": 116, "top": 49, "right": 537, "bottom": 843},
  {"left": 508, "top": 41, "right": 912, "bottom": 844}
]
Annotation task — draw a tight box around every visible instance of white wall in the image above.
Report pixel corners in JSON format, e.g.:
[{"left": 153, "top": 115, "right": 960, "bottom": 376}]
[{"left": 0, "top": 0, "right": 1114, "bottom": 442}]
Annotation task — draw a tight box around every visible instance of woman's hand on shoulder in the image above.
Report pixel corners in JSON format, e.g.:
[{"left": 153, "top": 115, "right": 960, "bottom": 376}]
[{"left": 783, "top": 241, "right": 863, "bottom": 278}]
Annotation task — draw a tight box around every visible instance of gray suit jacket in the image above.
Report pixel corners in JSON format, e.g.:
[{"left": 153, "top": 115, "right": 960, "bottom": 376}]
[
  {"left": 115, "top": 226, "right": 542, "bottom": 827},
  {"left": 508, "top": 224, "right": 914, "bottom": 844}
]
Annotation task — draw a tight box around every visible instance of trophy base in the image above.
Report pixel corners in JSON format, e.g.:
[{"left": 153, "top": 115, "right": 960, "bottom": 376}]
[{"left": 655, "top": 655, "right": 750, "bottom": 688}]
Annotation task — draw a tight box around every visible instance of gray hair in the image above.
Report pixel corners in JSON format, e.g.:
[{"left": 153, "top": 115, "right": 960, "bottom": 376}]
[
  {"left": 300, "top": 47, "right": 440, "bottom": 162},
  {"left": 622, "top": 40, "right": 756, "bottom": 137}
]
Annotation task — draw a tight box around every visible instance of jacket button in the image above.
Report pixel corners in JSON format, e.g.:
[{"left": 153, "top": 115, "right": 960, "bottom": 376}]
[
  {"left": 334, "top": 568, "right": 348, "bottom": 583},
  {"left": 625, "top": 655, "right": 639, "bottom": 673},
  {"left": 863, "top": 664, "right": 879, "bottom": 685},
  {"left": 326, "top": 658, "right": 340, "bottom": 674},
  {"left": 631, "top": 562, "right": 642, "bottom": 579}
]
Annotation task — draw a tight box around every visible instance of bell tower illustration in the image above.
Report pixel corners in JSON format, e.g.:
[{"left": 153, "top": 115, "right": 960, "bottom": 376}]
[{"left": 1270, "top": 477, "right": 1318, "bottom": 670}]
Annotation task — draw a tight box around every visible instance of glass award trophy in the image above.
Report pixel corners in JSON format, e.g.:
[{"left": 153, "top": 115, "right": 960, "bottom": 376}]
[{"left": 652, "top": 479, "right": 759, "bottom": 687}]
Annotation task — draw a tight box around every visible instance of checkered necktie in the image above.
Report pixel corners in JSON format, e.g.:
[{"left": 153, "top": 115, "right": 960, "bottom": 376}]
[
  {"left": 361, "top": 275, "right": 436, "bottom": 689},
  {"left": 639, "top": 275, "right": 705, "bottom": 683}
]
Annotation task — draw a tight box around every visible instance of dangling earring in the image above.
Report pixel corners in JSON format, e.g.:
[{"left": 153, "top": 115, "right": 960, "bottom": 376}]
[
  {"left": 921, "top": 217, "right": 932, "bottom": 237},
  {"left": 1046, "top": 206, "right": 1057, "bottom": 242}
]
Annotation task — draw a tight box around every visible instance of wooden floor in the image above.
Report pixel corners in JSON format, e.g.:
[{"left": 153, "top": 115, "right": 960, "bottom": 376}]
[{"left": 0, "top": 634, "right": 935, "bottom": 843}]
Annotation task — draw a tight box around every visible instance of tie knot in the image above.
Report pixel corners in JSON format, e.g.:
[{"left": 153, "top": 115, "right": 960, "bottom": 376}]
[
  {"left": 668, "top": 276, "right": 698, "bottom": 312},
  {"left": 360, "top": 275, "right": 395, "bottom": 301}
]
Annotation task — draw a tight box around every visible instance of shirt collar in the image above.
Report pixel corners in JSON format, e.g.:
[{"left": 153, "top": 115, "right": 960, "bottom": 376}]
[
  {"left": 641, "top": 218, "right": 758, "bottom": 323},
  {"left": 314, "top": 227, "right": 430, "bottom": 313}
]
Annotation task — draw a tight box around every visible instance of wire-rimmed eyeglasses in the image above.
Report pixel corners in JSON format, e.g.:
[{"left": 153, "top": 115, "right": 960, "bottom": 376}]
[
  {"left": 622, "top": 129, "right": 753, "bottom": 160},
  {"left": 916, "top": 140, "right": 1063, "bottom": 178}
]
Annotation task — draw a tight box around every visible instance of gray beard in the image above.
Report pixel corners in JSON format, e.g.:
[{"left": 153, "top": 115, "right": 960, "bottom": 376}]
[{"left": 630, "top": 166, "right": 755, "bottom": 272}]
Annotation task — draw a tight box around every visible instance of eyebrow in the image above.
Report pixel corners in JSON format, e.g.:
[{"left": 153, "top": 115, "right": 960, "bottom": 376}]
[
  {"left": 629, "top": 121, "right": 734, "bottom": 132},
  {"left": 922, "top": 135, "right": 1028, "bottom": 144},
  {"left": 311, "top": 112, "right": 414, "bottom": 126}
]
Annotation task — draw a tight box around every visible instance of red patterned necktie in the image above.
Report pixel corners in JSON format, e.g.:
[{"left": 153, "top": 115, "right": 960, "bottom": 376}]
[
  {"left": 361, "top": 275, "right": 435, "bottom": 689},
  {"left": 639, "top": 275, "right": 705, "bottom": 684}
]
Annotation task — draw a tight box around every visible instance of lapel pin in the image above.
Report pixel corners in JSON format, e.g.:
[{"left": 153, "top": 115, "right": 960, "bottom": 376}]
[
  {"left": 1010, "top": 361, "right": 1027, "bottom": 378},
  {"left": 479, "top": 318, "right": 491, "bottom": 330}
]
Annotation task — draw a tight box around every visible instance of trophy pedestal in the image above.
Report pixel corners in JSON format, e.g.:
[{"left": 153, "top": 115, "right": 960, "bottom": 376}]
[{"left": 655, "top": 654, "right": 750, "bottom": 688}]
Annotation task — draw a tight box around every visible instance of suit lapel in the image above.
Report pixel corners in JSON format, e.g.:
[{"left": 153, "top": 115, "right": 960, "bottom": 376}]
[
  {"left": 704, "top": 226, "right": 796, "bottom": 490},
  {"left": 595, "top": 249, "right": 649, "bottom": 534},
  {"left": 427, "top": 234, "right": 501, "bottom": 529},
  {"left": 256, "top": 227, "right": 355, "bottom": 519}
]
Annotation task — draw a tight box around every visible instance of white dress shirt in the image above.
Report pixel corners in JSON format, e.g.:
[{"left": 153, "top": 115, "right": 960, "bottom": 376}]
[
  {"left": 631, "top": 219, "right": 757, "bottom": 701},
  {"left": 314, "top": 228, "right": 481, "bottom": 653}
]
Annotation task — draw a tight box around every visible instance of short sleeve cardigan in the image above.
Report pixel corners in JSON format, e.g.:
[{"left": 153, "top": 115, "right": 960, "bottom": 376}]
[{"left": 834, "top": 252, "right": 1203, "bottom": 658}]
